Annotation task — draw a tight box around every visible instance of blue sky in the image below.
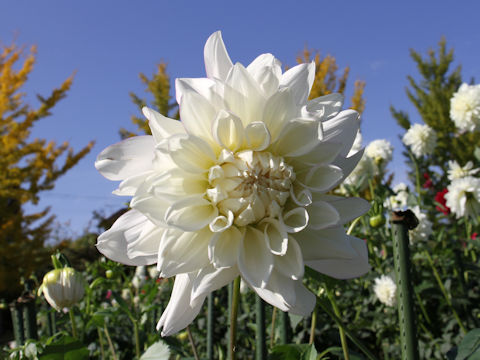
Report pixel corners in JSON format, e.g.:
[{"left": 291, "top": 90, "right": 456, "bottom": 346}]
[{"left": 2, "top": 1, "right": 479, "bottom": 236}]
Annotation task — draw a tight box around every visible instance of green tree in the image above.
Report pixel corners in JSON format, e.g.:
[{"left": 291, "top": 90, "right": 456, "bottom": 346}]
[{"left": 0, "top": 43, "right": 94, "bottom": 299}]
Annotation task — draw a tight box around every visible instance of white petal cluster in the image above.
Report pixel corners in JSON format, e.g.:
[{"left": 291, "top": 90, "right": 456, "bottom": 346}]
[
  {"left": 448, "top": 160, "right": 480, "bottom": 181},
  {"left": 373, "top": 275, "right": 396, "bottom": 307},
  {"left": 409, "top": 206, "right": 433, "bottom": 242},
  {"left": 132, "top": 266, "right": 147, "bottom": 289},
  {"left": 450, "top": 83, "right": 480, "bottom": 132},
  {"left": 445, "top": 176, "right": 480, "bottom": 218},
  {"left": 95, "top": 32, "right": 370, "bottom": 336},
  {"left": 402, "top": 123, "right": 437, "bottom": 157},
  {"left": 365, "top": 139, "right": 393, "bottom": 165},
  {"left": 384, "top": 183, "right": 409, "bottom": 210}
]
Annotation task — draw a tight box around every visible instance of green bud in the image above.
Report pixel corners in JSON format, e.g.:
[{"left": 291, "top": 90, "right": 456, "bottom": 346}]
[
  {"left": 369, "top": 214, "right": 385, "bottom": 228},
  {"left": 105, "top": 270, "right": 114, "bottom": 279}
]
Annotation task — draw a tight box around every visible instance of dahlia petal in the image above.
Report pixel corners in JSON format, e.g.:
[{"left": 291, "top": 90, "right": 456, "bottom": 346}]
[
  {"left": 271, "top": 118, "right": 321, "bottom": 157},
  {"left": 323, "top": 110, "right": 360, "bottom": 157},
  {"left": 208, "top": 225, "right": 243, "bottom": 268},
  {"left": 168, "top": 134, "right": 216, "bottom": 174},
  {"left": 142, "top": 107, "right": 185, "bottom": 143},
  {"left": 315, "top": 195, "right": 370, "bottom": 224},
  {"left": 112, "top": 171, "right": 154, "bottom": 196},
  {"left": 245, "top": 122, "right": 271, "bottom": 151},
  {"left": 307, "top": 201, "right": 340, "bottom": 230},
  {"left": 212, "top": 109, "right": 244, "bottom": 151},
  {"left": 306, "top": 235, "right": 370, "bottom": 279},
  {"left": 262, "top": 88, "right": 298, "bottom": 141},
  {"left": 175, "top": 78, "right": 220, "bottom": 107},
  {"left": 179, "top": 91, "right": 217, "bottom": 144},
  {"left": 204, "top": 31, "right": 233, "bottom": 81},
  {"left": 305, "top": 93, "right": 344, "bottom": 120},
  {"left": 296, "top": 164, "right": 343, "bottom": 192},
  {"left": 157, "top": 273, "right": 206, "bottom": 336},
  {"left": 282, "top": 207, "right": 309, "bottom": 233},
  {"left": 289, "top": 185, "right": 313, "bottom": 207},
  {"left": 294, "top": 227, "right": 357, "bottom": 261},
  {"left": 238, "top": 226, "right": 274, "bottom": 288},
  {"left": 250, "top": 270, "right": 295, "bottom": 311},
  {"left": 158, "top": 228, "right": 211, "bottom": 277},
  {"left": 260, "top": 218, "right": 289, "bottom": 255},
  {"left": 96, "top": 210, "right": 157, "bottom": 266},
  {"left": 130, "top": 193, "right": 170, "bottom": 226},
  {"left": 165, "top": 195, "right": 218, "bottom": 232},
  {"left": 148, "top": 169, "right": 208, "bottom": 201},
  {"left": 224, "top": 63, "right": 264, "bottom": 126},
  {"left": 332, "top": 149, "right": 364, "bottom": 183},
  {"left": 279, "top": 62, "right": 315, "bottom": 105},
  {"left": 293, "top": 141, "right": 343, "bottom": 166},
  {"left": 288, "top": 281, "right": 316, "bottom": 316},
  {"left": 191, "top": 265, "right": 239, "bottom": 307},
  {"left": 209, "top": 210, "right": 234, "bottom": 233},
  {"left": 274, "top": 236, "right": 304, "bottom": 280},
  {"left": 95, "top": 136, "right": 155, "bottom": 181},
  {"left": 246, "top": 53, "right": 282, "bottom": 96}
]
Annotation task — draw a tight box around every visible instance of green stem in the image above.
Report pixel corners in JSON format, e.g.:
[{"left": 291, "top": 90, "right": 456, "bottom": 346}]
[
  {"left": 408, "top": 152, "right": 422, "bottom": 205},
  {"left": 207, "top": 292, "right": 214, "bottom": 360},
  {"left": 425, "top": 251, "right": 467, "bottom": 334},
  {"left": 104, "top": 325, "right": 118, "bottom": 360},
  {"left": 326, "top": 288, "right": 349, "bottom": 360},
  {"left": 278, "top": 311, "right": 289, "bottom": 344},
  {"left": 133, "top": 319, "right": 141, "bottom": 359},
  {"left": 97, "top": 327, "right": 106, "bottom": 360},
  {"left": 187, "top": 326, "right": 200, "bottom": 360},
  {"left": 270, "top": 307, "right": 277, "bottom": 348},
  {"left": 255, "top": 294, "right": 266, "bottom": 360},
  {"left": 309, "top": 300, "right": 318, "bottom": 345},
  {"left": 69, "top": 308, "right": 78, "bottom": 338},
  {"left": 229, "top": 277, "right": 241, "bottom": 360},
  {"left": 317, "top": 298, "right": 377, "bottom": 360}
]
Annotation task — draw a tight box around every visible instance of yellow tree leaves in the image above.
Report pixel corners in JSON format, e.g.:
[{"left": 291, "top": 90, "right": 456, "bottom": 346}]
[{"left": 0, "top": 43, "right": 93, "bottom": 298}]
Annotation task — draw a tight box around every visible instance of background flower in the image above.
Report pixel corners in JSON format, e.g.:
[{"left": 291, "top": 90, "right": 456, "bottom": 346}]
[
  {"left": 402, "top": 123, "right": 437, "bottom": 157},
  {"left": 450, "top": 83, "right": 480, "bottom": 132},
  {"left": 373, "top": 275, "right": 396, "bottom": 307},
  {"left": 445, "top": 176, "right": 480, "bottom": 218}
]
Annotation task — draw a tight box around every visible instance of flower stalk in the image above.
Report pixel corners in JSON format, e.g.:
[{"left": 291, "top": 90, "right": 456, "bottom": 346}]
[
  {"left": 187, "top": 326, "right": 200, "bottom": 360},
  {"left": 255, "top": 294, "right": 267, "bottom": 360},
  {"left": 69, "top": 308, "right": 78, "bottom": 338},
  {"left": 392, "top": 210, "right": 419, "bottom": 360},
  {"left": 326, "top": 287, "right": 349, "bottom": 360},
  {"left": 229, "top": 277, "right": 241, "bottom": 360},
  {"left": 278, "top": 310, "right": 289, "bottom": 344},
  {"left": 207, "top": 292, "right": 214, "bottom": 360}
]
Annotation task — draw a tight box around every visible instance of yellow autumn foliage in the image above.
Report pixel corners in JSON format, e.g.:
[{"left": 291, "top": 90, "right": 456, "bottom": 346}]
[{"left": 0, "top": 43, "right": 94, "bottom": 299}]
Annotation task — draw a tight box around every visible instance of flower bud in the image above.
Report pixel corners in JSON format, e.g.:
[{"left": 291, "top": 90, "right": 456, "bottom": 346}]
[
  {"left": 40, "top": 267, "right": 85, "bottom": 311},
  {"left": 369, "top": 214, "right": 385, "bottom": 228},
  {"left": 105, "top": 269, "right": 113, "bottom": 279}
]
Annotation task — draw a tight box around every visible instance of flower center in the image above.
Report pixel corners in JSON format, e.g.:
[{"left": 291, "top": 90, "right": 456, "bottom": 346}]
[{"left": 206, "top": 150, "right": 295, "bottom": 226}]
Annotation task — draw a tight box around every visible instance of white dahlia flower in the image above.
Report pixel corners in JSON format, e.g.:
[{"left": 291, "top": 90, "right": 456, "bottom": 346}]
[
  {"left": 409, "top": 206, "right": 432, "bottom": 242},
  {"left": 384, "top": 183, "right": 409, "bottom": 210},
  {"left": 450, "top": 83, "right": 480, "bottom": 132},
  {"left": 373, "top": 275, "right": 396, "bottom": 307},
  {"left": 95, "top": 31, "right": 370, "bottom": 336},
  {"left": 445, "top": 176, "right": 480, "bottom": 218},
  {"left": 402, "top": 123, "right": 437, "bottom": 158},
  {"left": 365, "top": 139, "right": 393, "bottom": 165},
  {"left": 447, "top": 160, "right": 480, "bottom": 181}
]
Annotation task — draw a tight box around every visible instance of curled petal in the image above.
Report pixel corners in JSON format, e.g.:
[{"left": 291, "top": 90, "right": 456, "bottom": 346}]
[
  {"left": 165, "top": 195, "right": 218, "bottom": 232},
  {"left": 306, "top": 235, "right": 370, "bottom": 279},
  {"left": 157, "top": 273, "right": 205, "bottom": 336},
  {"left": 245, "top": 121, "right": 271, "bottom": 151},
  {"left": 307, "top": 201, "right": 340, "bottom": 230},
  {"left": 208, "top": 225, "right": 243, "bottom": 268},
  {"left": 289, "top": 185, "right": 313, "bottom": 207},
  {"left": 238, "top": 226, "right": 273, "bottom": 288},
  {"left": 274, "top": 236, "right": 304, "bottom": 280},
  {"left": 142, "top": 107, "right": 185, "bottom": 143},
  {"left": 95, "top": 136, "right": 155, "bottom": 181},
  {"left": 282, "top": 207, "right": 309, "bottom": 233},
  {"left": 261, "top": 218, "right": 289, "bottom": 255},
  {"left": 96, "top": 210, "right": 157, "bottom": 266},
  {"left": 304, "top": 93, "right": 344, "bottom": 120},
  {"left": 212, "top": 110, "right": 244, "bottom": 151},
  {"left": 209, "top": 210, "right": 234, "bottom": 233},
  {"left": 204, "top": 31, "right": 233, "bottom": 81},
  {"left": 158, "top": 228, "right": 212, "bottom": 277}
]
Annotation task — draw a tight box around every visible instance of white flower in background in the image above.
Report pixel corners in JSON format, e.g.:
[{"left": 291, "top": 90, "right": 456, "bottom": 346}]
[
  {"left": 365, "top": 139, "right": 393, "bottom": 165},
  {"left": 448, "top": 160, "right": 480, "bottom": 181},
  {"left": 95, "top": 31, "right": 370, "bottom": 336},
  {"left": 39, "top": 268, "right": 85, "bottom": 312},
  {"left": 450, "top": 83, "right": 480, "bottom": 132},
  {"left": 445, "top": 176, "right": 480, "bottom": 218},
  {"left": 409, "top": 206, "right": 433, "bottom": 242},
  {"left": 121, "top": 288, "right": 131, "bottom": 301},
  {"left": 132, "top": 266, "right": 147, "bottom": 289},
  {"left": 385, "top": 183, "right": 409, "bottom": 210},
  {"left": 373, "top": 275, "right": 396, "bottom": 307},
  {"left": 402, "top": 123, "right": 437, "bottom": 157},
  {"left": 343, "top": 155, "right": 375, "bottom": 192},
  {"left": 148, "top": 265, "right": 160, "bottom": 279}
]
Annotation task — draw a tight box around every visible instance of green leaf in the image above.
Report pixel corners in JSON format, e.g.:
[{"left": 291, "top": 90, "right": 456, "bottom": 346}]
[
  {"left": 269, "top": 344, "right": 308, "bottom": 360},
  {"left": 301, "top": 344, "right": 318, "bottom": 360},
  {"left": 140, "top": 340, "right": 171, "bottom": 360},
  {"left": 455, "top": 328, "right": 480, "bottom": 360},
  {"left": 39, "top": 335, "right": 88, "bottom": 360}
]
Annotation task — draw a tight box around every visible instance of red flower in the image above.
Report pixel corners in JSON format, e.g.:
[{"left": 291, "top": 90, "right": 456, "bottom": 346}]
[
  {"left": 423, "top": 172, "right": 434, "bottom": 189},
  {"left": 106, "top": 290, "right": 112, "bottom": 300},
  {"left": 435, "top": 188, "right": 450, "bottom": 215},
  {"left": 472, "top": 232, "right": 478, "bottom": 240}
]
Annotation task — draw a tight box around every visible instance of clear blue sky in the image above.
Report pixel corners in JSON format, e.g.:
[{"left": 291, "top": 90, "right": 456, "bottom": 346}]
[{"left": 2, "top": 1, "right": 479, "bottom": 236}]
